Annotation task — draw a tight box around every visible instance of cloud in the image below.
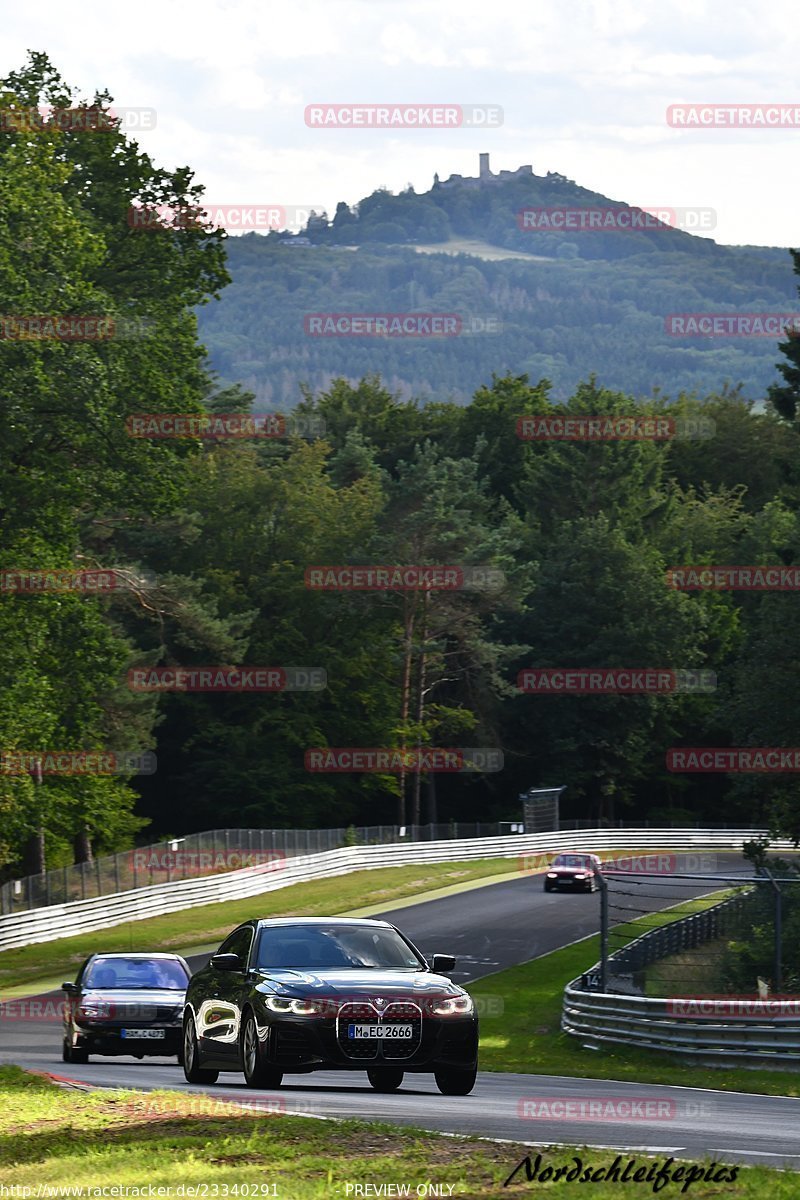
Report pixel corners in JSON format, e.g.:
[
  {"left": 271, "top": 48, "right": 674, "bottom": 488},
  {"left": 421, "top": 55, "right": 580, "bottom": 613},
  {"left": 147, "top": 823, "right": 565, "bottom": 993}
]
[{"left": 1, "top": 0, "right": 798, "bottom": 245}]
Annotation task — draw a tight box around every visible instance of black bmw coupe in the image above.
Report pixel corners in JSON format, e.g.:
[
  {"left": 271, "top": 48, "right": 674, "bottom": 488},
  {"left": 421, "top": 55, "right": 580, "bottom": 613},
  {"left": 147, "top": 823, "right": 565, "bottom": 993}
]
[{"left": 182, "top": 917, "right": 478, "bottom": 1094}]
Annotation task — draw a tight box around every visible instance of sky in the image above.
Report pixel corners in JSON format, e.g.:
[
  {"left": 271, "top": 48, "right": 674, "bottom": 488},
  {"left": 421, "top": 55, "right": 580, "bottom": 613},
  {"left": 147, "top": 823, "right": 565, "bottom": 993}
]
[{"left": 2, "top": 0, "right": 799, "bottom": 247}]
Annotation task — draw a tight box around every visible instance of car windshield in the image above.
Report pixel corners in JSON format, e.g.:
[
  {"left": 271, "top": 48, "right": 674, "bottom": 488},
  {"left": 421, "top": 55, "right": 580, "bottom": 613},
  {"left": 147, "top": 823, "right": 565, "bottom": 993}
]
[
  {"left": 554, "top": 855, "right": 592, "bottom": 869},
  {"left": 83, "top": 957, "right": 188, "bottom": 990},
  {"left": 255, "top": 924, "right": 425, "bottom": 970}
]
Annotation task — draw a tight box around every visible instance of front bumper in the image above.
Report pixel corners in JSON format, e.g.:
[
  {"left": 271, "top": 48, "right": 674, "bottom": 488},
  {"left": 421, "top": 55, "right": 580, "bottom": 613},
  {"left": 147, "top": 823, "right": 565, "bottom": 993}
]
[
  {"left": 71, "top": 1023, "right": 182, "bottom": 1056},
  {"left": 264, "top": 1010, "right": 478, "bottom": 1072}
]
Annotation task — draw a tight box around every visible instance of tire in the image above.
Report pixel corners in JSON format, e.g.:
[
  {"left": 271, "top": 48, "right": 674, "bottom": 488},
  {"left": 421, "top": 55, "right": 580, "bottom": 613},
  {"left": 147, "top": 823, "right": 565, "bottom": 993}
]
[
  {"left": 543, "top": 882, "right": 552, "bottom": 892},
  {"left": 434, "top": 1064, "right": 477, "bottom": 1096},
  {"left": 182, "top": 1013, "right": 219, "bottom": 1084},
  {"left": 241, "top": 1010, "right": 283, "bottom": 1090},
  {"left": 367, "top": 1067, "right": 404, "bottom": 1092},
  {"left": 62, "top": 1035, "right": 88, "bottom": 1065}
]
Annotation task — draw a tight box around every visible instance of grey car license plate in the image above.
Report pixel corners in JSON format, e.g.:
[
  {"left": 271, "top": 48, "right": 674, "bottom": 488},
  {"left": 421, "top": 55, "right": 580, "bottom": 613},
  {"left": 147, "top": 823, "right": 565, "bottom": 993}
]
[
  {"left": 120, "top": 1028, "right": 165, "bottom": 1039},
  {"left": 348, "top": 1024, "right": 413, "bottom": 1039}
]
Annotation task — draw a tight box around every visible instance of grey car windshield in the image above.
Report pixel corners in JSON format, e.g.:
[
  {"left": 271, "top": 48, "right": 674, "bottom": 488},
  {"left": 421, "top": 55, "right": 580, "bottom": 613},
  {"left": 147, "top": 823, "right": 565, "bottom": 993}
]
[
  {"left": 84, "top": 957, "right": 189, "bottom": 989},
  {"left": 554, "top": 855, "right": 593, "bottom": 868},
  {"left": 255, "top": 925, "right": 425, "bottom": 969}
]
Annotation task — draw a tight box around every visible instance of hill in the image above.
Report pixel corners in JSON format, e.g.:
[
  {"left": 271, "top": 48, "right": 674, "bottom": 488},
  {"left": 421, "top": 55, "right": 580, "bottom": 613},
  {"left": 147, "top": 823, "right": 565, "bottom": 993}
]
[{"left": 195, "top": 157, "right": 797, "bottom": 404}]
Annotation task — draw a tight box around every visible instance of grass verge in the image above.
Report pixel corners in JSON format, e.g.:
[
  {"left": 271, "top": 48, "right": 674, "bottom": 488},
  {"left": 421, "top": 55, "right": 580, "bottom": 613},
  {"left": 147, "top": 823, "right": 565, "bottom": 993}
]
[
  {"left": 473, "top": 895, "right": 800, "bottom": 1095},
  {"left": 0, "top": 1066, "right": 786, "bottom": 1197},
  {"left": 0, "top": 858, "right": 516, "bottom": 994}
]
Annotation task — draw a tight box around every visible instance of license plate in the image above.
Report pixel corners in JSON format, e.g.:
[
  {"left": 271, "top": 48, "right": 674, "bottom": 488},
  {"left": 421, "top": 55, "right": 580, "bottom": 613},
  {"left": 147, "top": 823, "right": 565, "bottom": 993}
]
[
  {"left": 120, "top": 1028, "right": 165, "bottom": 1039},
  {"left": 347, "top": 1024, "right": 413, "bottom": 1039}
]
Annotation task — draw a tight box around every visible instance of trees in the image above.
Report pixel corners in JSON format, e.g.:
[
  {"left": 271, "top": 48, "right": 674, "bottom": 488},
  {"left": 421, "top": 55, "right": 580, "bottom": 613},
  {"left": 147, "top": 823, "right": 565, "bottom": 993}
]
[
  {"left": 0, "top": 53, "right": 226, "bottom": 870},
  {"left": 768, "top": 249, "right": 800, "bottom": 421}
]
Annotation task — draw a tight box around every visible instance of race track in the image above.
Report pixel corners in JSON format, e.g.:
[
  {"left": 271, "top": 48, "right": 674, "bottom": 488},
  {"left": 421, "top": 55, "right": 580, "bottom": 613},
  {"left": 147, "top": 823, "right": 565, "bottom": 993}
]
[{"left": 2, "top": 853, "right": 797, "bottom": 1169}]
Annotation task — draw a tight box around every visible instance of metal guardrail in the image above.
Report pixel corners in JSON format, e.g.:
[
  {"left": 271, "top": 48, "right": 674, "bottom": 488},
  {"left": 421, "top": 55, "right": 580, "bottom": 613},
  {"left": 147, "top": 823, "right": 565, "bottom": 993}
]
[
  {"left": 0, "top": 827, "right": 785, "bottom": 953},
  {"left": 562, "top": 880, "right": 800, "bottom": 1063},
  {"left": 0, "top": 819, "right": 751, "bottom": 917},
  {"left": 0, "top": 823, "right": 516, "bottom": 916},
  {"left": 562, "top": 983, "right": 800, "bottom": 1065}
]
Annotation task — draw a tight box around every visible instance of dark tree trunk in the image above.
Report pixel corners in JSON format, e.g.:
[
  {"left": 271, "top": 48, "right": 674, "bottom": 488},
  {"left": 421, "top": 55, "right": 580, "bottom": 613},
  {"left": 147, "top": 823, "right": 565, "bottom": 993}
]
[
  {"left": 23, "top": 829, "right": 45, "bottom": 876},
  {"left": 73, "top": 826, "right": 93, "bottom": 865}
]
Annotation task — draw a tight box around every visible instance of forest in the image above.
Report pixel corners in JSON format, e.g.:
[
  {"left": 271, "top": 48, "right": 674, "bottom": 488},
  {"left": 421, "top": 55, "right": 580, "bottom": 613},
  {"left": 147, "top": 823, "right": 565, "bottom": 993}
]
[
  {"left": 198, "top": 230, "right": 796, "bottom": 405},
  {"left": 3, "top": 54, "right": 800, "bottom": 880}
]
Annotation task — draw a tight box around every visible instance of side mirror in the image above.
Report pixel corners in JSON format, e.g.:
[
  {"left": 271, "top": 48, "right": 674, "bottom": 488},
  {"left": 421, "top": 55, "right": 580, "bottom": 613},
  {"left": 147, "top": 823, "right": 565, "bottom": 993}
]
[
  {"left": 61, "top": 982, "right": 78, "bottom": 994},
  {"left": 431, "top": 954, "right": 456, "bottom": 974},
  {"left": 209, "top": 953, "right": 244, "bottom": 972}
]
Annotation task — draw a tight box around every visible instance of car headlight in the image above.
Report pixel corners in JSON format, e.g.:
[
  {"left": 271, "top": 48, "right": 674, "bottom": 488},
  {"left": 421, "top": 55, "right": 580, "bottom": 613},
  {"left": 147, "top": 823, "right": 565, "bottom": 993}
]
[
  {"left": 573, "top": 873, "right": 586, "bottom": 879},
  {"left": 77, "top": 1003, "right": 104, "bottom": 1019},
  {"left": 546, "top": 872, "right": 558, "bottom": 878},
  {"left": 431, "top": 994, "right": 474, "bottom": 1017},
  {"left": 265, "top": 996, "right": 320, "bottom": 1015}
]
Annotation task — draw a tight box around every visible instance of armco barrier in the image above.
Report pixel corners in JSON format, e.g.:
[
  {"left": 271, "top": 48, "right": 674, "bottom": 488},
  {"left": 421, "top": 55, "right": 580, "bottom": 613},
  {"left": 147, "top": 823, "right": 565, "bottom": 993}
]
[
  {"left": 0, "top": 828, "right": 783, "bottom": 953},
  {"left": 2, "top": 822, "right": 523, "bottom": 915},
  {"left": 562, "top": 983, "right": 800, "bottom": 1065},
  {"left": 562, "top": 877, "right": 800, "bottom": 1064}
]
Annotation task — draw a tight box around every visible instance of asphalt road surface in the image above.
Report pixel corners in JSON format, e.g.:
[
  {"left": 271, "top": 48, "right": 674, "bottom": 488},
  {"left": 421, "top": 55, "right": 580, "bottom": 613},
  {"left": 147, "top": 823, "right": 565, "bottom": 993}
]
[{"left": 3, "top": 853, "right": 796, "bottom": 1169}]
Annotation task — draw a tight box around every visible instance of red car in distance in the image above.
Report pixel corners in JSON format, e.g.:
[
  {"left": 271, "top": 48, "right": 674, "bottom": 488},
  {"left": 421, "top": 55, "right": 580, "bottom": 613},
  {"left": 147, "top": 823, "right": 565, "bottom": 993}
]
[{"left": 543, "top": 852, "right": 603, "bottom": 893}]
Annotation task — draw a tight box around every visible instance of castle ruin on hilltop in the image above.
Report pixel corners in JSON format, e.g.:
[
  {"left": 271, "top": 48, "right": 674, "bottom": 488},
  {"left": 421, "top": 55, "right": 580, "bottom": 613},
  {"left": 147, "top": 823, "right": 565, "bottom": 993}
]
[{"left": 433, "top": 153, "right": 534, "bottom": 190}]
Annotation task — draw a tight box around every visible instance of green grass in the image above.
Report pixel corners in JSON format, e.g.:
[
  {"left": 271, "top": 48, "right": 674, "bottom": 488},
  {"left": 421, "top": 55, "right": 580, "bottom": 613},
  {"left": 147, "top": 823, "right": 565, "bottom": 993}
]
[
  {"left": 0, "top": 1066, "right": 787, "bottom": 1197},
  {"left": 644, "top": 936, "right": 729, "bottom": 997},
  {"left": 0, "top": 858, "right": 516, "bottom": 994},
  {"left": 472, "top": 896, "right": 800, "bottom": 1095}
]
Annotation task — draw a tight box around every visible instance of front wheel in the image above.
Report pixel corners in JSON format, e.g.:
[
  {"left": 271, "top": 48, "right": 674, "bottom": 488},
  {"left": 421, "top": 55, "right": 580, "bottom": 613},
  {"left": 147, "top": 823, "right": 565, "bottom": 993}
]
[
  {"left": 62, "top": 1035, "right": 88, "bottom": 1065},
  {"left": 434, "top": 1064, "right": 477, "bottom": 1095},
  {"left": 242, "top": 1011, "right": 283, "bottom": 1090},
  {"left": 183, "top": 1013, "right": 219, "bottom": 1084},
  {"left": 367, "top": 1067, "right": 404, "bottom": 1092}
]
